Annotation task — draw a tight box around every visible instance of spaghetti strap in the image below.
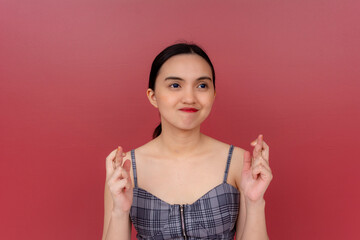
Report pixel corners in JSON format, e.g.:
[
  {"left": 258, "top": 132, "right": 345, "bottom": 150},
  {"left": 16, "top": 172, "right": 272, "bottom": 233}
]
[
  {"left": 131, "top": 149, "right": 138, "bottom": 187},
  {"left": 223, "top": 145, "right": 234, "bottom": 183}
]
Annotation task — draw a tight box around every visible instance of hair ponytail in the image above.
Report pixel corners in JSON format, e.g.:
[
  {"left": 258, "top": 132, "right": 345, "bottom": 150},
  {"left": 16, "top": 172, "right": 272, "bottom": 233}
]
[{"left": 152, "top": 123, "right": 162, "bottom": 139}]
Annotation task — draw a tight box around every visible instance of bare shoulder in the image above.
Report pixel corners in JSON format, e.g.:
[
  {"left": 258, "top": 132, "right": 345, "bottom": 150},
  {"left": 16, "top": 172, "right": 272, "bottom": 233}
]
[
  {"left": 205, "top": 136, "right": 247, "bottom": 190},
  {"left": 205, "top": 135, "right": 247, "bottom": 159},
  {"left": 230, "top": 145, "right": 247, "bottom": 191},
  {"left": 232, "top": 145, "right": 247, "bottom": 163},
  {"left": 122, "top": 140, "right": 157, "bottom": 189}
]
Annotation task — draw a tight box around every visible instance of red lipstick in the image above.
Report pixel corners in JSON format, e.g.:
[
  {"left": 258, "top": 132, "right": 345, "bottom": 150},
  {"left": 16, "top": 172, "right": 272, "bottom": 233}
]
[{"left": 180, "top": 108, "right": 198, "bottom": 113}]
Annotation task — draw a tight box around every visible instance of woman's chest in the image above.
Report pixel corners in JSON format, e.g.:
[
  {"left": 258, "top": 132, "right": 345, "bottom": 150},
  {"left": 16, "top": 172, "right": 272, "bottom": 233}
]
[{"left": 134, "top": 155, "right": 237, "bottom": 205}]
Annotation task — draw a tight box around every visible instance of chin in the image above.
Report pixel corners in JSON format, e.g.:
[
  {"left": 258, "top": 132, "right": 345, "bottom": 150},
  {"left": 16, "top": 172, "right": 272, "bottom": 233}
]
[
  {"left": 162, "top": 112, "right": 210, "bottom": 130},
  {"left": 177, "top": 120, "right": 205, "bottom": 131},
  {"left": 176, "top": 127, "right": 201, "bottom": 132}
]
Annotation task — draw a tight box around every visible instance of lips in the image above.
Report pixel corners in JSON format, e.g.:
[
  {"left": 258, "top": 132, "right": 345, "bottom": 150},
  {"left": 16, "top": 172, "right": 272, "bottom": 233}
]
[{"left": 179, "top": 108, "right": 198, "bottom": 112}]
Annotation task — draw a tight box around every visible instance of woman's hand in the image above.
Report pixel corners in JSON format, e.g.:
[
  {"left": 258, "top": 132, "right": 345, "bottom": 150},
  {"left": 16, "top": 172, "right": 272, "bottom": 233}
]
[
  {"left": 240, "top": 134, "right": 272, "bottom": 203},
  {"left": 106, "top": 146, "right": 133, "bottom": 214}
]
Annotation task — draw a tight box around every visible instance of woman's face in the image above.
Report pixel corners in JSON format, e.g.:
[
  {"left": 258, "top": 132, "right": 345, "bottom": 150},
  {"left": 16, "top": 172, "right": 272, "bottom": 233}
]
[{"left": 147, "top": 54, "right": 216, "bottom": 131}]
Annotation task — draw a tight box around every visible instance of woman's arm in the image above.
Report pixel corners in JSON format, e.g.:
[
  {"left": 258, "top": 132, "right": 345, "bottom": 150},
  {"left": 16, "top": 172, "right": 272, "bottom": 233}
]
[
  {"left": 235, "top": 188, "right": 246, "bottom": 239},
  {"left": 102, "top": 148, "right": 133, "bottom": 240},
  {"left": 238, "top": 198, "right": 268, "bottom": 240},
  {"left": 102, "top": 181, "right": 132, "bottom": 240},
  {"left": 235, "top": 135, "right": 272, "bottom": 240},
  {"left": 235, "top": 190, "right": 268, "bottom": 240}
]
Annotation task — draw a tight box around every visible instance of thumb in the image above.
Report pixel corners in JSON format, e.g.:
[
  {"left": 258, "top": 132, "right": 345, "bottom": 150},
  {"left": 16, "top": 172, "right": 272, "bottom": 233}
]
[{"left": 243, "top": 151, "right": 251, "bottom": 171}]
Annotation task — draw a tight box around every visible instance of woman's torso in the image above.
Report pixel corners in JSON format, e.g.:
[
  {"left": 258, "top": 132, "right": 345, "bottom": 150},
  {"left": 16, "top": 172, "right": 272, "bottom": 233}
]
[{"left": 125, "top": 135, "right": 245, "bottom": 239}]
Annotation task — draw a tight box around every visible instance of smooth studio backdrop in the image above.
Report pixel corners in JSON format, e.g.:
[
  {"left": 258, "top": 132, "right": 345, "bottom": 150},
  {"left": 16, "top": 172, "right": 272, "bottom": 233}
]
[{"left": 1, "top": 0, "right": 359, "bottom": 239}]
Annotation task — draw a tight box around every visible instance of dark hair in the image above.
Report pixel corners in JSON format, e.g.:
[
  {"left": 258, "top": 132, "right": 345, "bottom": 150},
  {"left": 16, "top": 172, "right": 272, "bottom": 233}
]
[{"left": 149, "top": 42, "right": 216, "bottom": 139}]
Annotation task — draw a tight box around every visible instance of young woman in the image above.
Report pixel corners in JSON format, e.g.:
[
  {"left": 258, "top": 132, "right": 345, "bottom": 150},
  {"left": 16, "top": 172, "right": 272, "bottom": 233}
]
[{"left": 102, "top": 43, "right": 272, "bottom": 240}]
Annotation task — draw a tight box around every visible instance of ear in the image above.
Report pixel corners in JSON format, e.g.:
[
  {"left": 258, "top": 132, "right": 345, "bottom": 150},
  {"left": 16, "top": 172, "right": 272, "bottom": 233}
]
[{"left": 146, "top": 88, "right": 158, "bottom": 108}]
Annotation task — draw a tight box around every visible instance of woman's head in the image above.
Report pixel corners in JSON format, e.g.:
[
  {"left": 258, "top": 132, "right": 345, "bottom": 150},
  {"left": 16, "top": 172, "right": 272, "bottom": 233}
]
[{"left": 147, "top": 43, "right": 216, "bottom": 139}]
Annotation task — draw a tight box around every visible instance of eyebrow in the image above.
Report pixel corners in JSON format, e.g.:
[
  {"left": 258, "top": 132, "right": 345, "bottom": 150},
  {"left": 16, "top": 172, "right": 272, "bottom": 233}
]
[{"left": 164, "top": 76, "right": 212, "bottom": 81}]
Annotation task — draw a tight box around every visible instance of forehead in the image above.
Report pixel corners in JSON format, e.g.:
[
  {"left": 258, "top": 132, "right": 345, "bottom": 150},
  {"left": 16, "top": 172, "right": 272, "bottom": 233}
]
[{"left": 157, "top": 54, "right": 212, "bottom": 78}]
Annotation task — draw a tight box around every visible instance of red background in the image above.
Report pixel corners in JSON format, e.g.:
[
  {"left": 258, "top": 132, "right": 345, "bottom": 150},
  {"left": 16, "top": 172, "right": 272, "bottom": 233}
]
[{"left": 1, "top": 0, "right": 359, "bottom": 239}]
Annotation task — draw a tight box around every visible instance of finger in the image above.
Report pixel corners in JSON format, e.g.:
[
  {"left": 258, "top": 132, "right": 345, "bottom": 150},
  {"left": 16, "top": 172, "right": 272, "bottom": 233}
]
[
  {"left": 250, "top": 136, "right": 257, "bottom": 146},
  {"left": 106, "top": 149, "right": 118, "bottom": 173},
  {"left": 250, "top": 134, "right": 263, "bottom": 146},
  {"left": 110, "top": 162, "right": 131, "bottom": 183},
  {"left": 243, "top": 151, "right": 252, "bottom": 171},
  {"left": 252, "top": 156, "right": 271, "bottom": 173},
  {"left": 108, "top": 170, "right": 128, "bottom": 192},
  {"left": 111, "top": 178, "right": 132, "bottom": 194},
  {"left": 252, "top": 164, "right": 262, "bottom": 179},
  {"left": 123, "top": 179, "right": 132, "bottom": 191},
  {"left": 252, "top": 135, "right": 263, "bottom": 159},
  {"left": 119, "top": 166, "right": 129, "bottom": 180},
  {"left": 108, "top": 167, "right": 122, "bottom": 185},
  {"left": 122, "top": 159, "right": 131, "bottom": 173},
  {"left": 115, "top": 146, "right": 125, "bottom": 168},
  {"left": 251, "top": 159, "right": 271, "bottom": 172},
  {"left": 252, "top": 163, "right": 272, "bottom": 181},
  {"left": 262, "top": 140, "right": 270, "bottom": 163}
]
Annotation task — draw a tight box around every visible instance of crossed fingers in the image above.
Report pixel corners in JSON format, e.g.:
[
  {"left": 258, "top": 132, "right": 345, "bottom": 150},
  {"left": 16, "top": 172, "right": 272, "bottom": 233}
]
[
  {"left": 106, "top": 146, "right": 132, "bottom": 192},
  {"left": 250, "top": 134, "right": 271, "bottom": 179},
  {"left": 112, "top": 146, "right": 127, "bottom": 170}
]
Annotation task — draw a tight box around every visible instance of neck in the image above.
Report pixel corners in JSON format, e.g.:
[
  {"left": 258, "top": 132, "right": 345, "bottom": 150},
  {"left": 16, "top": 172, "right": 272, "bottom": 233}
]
[{"left": 156, "top": 121, "right": 205, "bottom": 159}]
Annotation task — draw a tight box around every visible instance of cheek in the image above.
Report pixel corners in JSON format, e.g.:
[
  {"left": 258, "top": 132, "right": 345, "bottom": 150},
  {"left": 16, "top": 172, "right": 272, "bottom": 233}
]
[
  {"left": 157, "top": 94, "right": 168, "bottom": 103},
  {"left": 155, "top": 93, "right": 176, "bottom": 108},
  {"left": 199, "top": 94, "right": 215, "bottom": 107}
]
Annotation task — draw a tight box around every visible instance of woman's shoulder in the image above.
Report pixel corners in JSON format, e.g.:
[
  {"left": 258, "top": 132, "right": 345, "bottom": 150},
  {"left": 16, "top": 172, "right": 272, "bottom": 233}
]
[
  {"left": 205, "top": 138, "right": 246, "bottom": 181},
  {"left": 125, "top": 138, "right": 158, "bottom": 158},
  {"left": 205, "top": 136, "right": 247, "bottom": 188},
  {"left": 121, "top": 139, "right": 157, "bottom": 166},
  {"left": 205, "top": 135, "right": 247, "bottom": 156}
]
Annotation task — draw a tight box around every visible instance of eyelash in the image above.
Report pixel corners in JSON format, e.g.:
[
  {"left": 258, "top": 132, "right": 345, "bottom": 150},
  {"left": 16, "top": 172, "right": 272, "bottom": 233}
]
[{"left": 169, "top": 83, "right": 208, "bottom": 89}]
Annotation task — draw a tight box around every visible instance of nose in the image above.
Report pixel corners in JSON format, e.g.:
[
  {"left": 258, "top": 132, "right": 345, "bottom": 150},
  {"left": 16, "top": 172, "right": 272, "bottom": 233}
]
[{"left": 181, "top": 87, "right": 196, "bottom": 105}]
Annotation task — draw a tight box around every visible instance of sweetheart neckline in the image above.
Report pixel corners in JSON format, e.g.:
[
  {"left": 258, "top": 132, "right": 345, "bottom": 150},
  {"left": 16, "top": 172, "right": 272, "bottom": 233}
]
[{"left": 133, "top": 182, "right": 240, "bottom": 206}]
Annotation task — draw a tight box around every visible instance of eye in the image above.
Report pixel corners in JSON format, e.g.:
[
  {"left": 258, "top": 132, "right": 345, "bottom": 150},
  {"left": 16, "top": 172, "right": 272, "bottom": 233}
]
[
  {"left": 198, "top": 83, "right": 208, "bottom": 89},
  {"left": 170, "top": 83, "right": 180, "bottom": 88}
]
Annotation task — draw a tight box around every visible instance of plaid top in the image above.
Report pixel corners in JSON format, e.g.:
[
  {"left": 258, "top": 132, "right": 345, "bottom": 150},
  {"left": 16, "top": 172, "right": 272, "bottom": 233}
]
[{"left": 130, "top": 145, "right": 240, "bottom": 239}]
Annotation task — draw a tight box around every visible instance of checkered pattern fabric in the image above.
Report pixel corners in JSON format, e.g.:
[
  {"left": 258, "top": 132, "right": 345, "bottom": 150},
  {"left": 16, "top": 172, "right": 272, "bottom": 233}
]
[{"left": 130, "top": 145, "right": 240, "bottom": 239}]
